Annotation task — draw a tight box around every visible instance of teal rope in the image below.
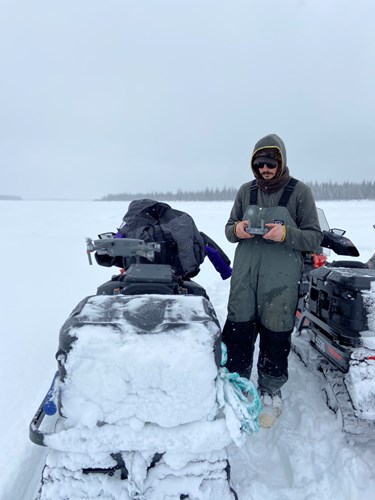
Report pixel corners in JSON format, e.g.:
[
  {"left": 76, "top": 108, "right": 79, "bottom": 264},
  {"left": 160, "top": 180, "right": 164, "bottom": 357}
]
[
  {"left": 219, "top": 342, "right": 261, "bottom": 435},
  {"left": 221, "top": 341, "right": 229, "bottom": 366}
]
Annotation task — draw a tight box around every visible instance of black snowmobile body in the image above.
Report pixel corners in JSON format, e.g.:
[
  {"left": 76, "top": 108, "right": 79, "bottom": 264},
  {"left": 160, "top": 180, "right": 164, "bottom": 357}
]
[
  {"left": 294, "top": 211, "right": 375, "bottom": 444},
  {"left": 29, "top": 204, "right": 240, "bottom": 500}
]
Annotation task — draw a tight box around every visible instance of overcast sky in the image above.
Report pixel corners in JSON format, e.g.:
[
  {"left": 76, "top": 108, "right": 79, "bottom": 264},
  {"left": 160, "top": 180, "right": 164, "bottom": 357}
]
[{"left": 1, "top": 0, "right": 375, "bottom": 200}]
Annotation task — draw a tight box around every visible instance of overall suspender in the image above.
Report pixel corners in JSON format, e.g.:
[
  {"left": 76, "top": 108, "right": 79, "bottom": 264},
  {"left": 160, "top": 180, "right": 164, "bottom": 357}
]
[{"left": 250, "top": 178, "right": 299, "bottom": 206}]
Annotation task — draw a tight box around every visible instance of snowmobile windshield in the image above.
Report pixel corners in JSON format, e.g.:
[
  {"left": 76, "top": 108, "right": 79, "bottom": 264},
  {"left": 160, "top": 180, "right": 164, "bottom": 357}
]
[{"left": 317, "top": 208, "right": 330, "bottom": 232}]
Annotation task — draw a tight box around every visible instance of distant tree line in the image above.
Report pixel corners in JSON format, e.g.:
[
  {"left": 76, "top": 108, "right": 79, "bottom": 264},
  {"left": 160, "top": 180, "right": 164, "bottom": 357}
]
[
  {"left": 307, "top": 181, "right": 375, "bottom": 200},
  {"left": 98, "top": 187, "right": 237, "bottom": 202},
  {"left": 98, "top": 181, "right": 375, "bottom": 202},
  {"left": 0, "top": 195, "right": 22, "bottom": 200}
]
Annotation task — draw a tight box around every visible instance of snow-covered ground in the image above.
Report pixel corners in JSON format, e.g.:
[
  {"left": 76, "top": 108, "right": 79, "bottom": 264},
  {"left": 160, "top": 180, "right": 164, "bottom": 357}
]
[{"left": 0, "top": 199, "right": 374, "bottom": 500}]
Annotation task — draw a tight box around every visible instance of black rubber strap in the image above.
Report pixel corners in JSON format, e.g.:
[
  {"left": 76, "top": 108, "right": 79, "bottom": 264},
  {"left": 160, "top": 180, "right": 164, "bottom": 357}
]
[
  {"left": 278, "top": 178, "right": 299, "bottom": 207},
  {"left": 249, "top": 177, "right": 298, "bottom": 207},
  {"left": 249, "top": 180, "right": 258, "bottom": 205}
]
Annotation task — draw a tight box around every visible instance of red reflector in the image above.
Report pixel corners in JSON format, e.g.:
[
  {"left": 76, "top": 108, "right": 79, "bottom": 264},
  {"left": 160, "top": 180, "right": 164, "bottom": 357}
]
[
  {"left": 313, "top": 253, "right": 327, "bottom": 268},
  {"left": 368, "top": 356, "right": 375, "bottom": 361},
  {"left": 327, "top": 344, "right": 343, "bottom": 361}
]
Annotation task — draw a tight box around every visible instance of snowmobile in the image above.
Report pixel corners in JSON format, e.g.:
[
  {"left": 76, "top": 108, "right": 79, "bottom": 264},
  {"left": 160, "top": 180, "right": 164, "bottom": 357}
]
[
  {"left": 29, "top": 200, "right": 260, "bottom": 500},
  {"left": 294, "top": 209, "right": 375, "bottom": 445}
]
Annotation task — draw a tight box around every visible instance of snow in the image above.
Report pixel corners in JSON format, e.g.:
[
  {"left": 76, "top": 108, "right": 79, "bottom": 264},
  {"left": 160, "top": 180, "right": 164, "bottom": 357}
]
[
  {"left": 41, "top": 448, "right": 234, "bottom": 500},
  {"left": 363, "top": 281, "right": 375, "bottom": 333},
  {"left": 1, "top": 199, "right": 375, "bottom": 499},
  {"left": 59, "top": 295, "right": 220, "bottom": 429}
]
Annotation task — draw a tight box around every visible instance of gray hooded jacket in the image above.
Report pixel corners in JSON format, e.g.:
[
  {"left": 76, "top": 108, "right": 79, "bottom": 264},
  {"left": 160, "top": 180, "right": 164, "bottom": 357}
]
[{"left": 225, "top": 134, "right": 322, "bottom": 331}]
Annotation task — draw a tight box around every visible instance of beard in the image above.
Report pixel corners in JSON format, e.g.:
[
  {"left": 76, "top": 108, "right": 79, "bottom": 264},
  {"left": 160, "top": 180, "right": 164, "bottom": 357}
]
[{"left": 260, "top": 170, "right": 276, "bottom": 179}]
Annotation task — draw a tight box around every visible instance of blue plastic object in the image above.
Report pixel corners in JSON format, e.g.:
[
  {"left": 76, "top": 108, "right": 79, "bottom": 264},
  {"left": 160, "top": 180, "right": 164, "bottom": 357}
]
[{"left": 42, "top": 372, "right": 58, "bottom": 416}]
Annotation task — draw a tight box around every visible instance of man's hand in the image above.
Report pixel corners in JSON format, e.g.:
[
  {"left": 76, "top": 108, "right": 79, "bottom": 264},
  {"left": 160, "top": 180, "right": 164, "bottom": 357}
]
[
  {"left": 235, "top": 220, "right": 254, "bottom": 239},
  {"left": 263, "top": 223, "right": 286, "bottom": 242}
]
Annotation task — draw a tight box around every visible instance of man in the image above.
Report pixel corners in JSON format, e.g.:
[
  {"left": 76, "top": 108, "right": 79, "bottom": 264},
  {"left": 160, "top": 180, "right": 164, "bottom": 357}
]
[{"left": 222, "top": 133, "right": 322, "bottom": 427}]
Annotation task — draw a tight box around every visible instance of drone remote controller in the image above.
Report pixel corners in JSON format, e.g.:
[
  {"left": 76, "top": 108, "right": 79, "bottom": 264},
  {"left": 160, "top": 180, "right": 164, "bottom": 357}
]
[{"left": 245, "top": 219, "right": 269, "bottom": 236}]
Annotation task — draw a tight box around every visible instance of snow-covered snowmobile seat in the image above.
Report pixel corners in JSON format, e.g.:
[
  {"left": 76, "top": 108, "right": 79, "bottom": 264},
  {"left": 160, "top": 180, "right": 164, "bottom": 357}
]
[{"left": 56, "top": 294, "right": 221, "bottom": 388}]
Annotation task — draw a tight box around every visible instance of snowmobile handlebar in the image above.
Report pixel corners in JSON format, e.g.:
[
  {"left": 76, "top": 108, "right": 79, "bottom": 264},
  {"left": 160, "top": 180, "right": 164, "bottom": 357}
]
[
  {"left": 320, "top": 230, "right": 359, "bottom": 257},
  {"left": 86, "top": 237, "right": 161, "bottom": 265}
]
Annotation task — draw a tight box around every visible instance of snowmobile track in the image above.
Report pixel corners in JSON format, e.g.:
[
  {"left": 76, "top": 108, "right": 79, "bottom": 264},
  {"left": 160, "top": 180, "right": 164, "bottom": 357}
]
[
  {"left": 320, "top": 360, "right": 375, "bottom": 446},
  {"left": 293, "top": 331, "right": 375, "bottom": 446}
]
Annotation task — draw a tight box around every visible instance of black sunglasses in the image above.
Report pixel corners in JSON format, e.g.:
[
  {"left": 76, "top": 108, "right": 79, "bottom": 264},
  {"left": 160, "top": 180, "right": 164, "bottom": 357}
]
[{"left": 253, "top": 158, "right": 279, "bottom": 169}]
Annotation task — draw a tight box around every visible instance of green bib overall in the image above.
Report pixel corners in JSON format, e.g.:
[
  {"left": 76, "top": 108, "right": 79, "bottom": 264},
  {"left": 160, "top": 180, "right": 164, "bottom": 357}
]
[{"left": 228, "top": 203, "right": 303, "bottom": 332}]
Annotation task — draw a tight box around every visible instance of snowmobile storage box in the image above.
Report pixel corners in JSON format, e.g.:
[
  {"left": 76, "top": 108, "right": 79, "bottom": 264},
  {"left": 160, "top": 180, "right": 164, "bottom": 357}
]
[
  {"left": 124, "top": 263, "right": 175, "bottom": 284},
  {"left": 308, "top": 266, "right": 375, "bottom": 345},
  {"left": 121, "top": 264, "right": 207, "bottom": 297},
  {"left": 121, "top": 263, "right": 178, "bottom": 295}
]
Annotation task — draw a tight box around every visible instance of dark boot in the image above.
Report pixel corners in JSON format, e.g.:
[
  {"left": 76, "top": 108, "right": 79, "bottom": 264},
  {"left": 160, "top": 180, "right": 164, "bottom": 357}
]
[
  {"left": 221, "top": 319, "right": 257, "bottom": 378},
  {"left": 257, "top": 323, "right": 292, "bottom": 395}
]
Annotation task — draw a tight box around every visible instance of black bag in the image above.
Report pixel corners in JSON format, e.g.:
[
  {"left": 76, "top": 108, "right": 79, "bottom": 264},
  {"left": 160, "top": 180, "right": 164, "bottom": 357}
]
[{"left": 116, "top": 199, "right": 206, "bottom": 278}]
